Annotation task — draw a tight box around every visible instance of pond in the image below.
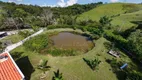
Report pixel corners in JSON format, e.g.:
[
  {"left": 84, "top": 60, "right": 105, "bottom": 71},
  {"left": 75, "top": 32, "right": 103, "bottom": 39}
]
[{"left": 50, "top": 32, "right": 95, "bottom": 52}]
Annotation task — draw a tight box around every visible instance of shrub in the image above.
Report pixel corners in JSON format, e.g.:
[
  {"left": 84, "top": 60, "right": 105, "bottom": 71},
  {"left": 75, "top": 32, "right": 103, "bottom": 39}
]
[
  {"left": 18, "top": 30, "right": 33, "bottom": 38},
  {"left": 37, "top": 59, "right": 50, "bottom": 73},
  {"left": 52, "top": 69, "right": 63, "bottom": 80},
  {"left": 83, "top": 57, "right": 101, "bottom": 71},
  {"left": 47, "top": 24, "right": 73, "bottom": 29},
  {"left": 126, "top": 71, "right": 142, "bottom": 80},
  {"left": 46, "top": 48, "right": 76, "bottom": 56},
  {"left": 103, "top": 42, "right": 112, "bottom": 49},
  {"left": 104, "top": 30, "right": 128, "bottom": 47},
  {"left": 24, "top": 34, "right": 48, "bottom": 52}
]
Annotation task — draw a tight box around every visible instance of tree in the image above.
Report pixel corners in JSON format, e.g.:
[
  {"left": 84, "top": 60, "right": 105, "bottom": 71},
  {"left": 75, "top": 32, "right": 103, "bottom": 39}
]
[
  {"left": 52, "top": 69, "right": 63, "bottom": 80},
  {"left": 58, "top": 15, "right": 78, "bottom": 25},
  {"left": 37, "top": 59, "right": 50, "bottom": 74},
  {"left": 0, "top": 41, "right": 4, "bottom": 52},
  {"left": 83, "top": 57, "right": 101, "bottom": 71},
  {"left": 127, "top": 29, "right": 142, "bottom": 61},
  {"left": 99, "top": 16, "right": 112, "bottom": 27},
  {"left": 40, "top": 9, "right": 55, "bottom": 27},
  {"left": 2, "top": 17, "right": 20, "bottom": 30},
  {"left": 126, "top": 71, "right": 142, "bottom": 80},
  {"left": 13, "top": 8, "right": 29, "bottom": 18}
]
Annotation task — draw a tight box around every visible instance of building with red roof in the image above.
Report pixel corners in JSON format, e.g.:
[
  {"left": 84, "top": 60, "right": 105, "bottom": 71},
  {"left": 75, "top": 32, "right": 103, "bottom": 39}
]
[{"left": 0, "top": 52, "right": 25, "bottom": 80}]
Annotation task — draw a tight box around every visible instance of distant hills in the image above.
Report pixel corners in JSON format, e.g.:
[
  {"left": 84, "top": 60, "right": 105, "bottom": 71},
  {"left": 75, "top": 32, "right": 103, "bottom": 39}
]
[{"left": 78, "top": 3, "right": 142, "bottom": 30}]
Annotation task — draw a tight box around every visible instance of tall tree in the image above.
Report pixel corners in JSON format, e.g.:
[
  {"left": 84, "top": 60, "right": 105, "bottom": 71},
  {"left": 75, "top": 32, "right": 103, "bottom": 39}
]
[
  {"left": 40, "top": 9, "right": 55, "bottom": 27},
  {"left": 127, "top": 29, "right": 142, "bottom": 61},
  {"left": 99, "top": 16, "right": 112, "bottom": 27}
]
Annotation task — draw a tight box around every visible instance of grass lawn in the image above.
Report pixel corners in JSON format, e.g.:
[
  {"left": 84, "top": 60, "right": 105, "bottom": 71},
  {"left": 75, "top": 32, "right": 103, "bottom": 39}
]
[{"left": 10, "top": 29, "right": 140, "bottom": 80}]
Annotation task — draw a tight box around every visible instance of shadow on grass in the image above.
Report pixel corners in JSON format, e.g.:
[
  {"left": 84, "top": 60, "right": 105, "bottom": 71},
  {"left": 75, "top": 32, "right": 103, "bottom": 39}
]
[
  {"left": 11, "top": 52, "right": 24, "bottom": 60},
  {"left": 16, "top": 56, "right": 35, "bottom": 80},
  {"left": 106, "top": 59, "right": 127, "bottom": 80}
]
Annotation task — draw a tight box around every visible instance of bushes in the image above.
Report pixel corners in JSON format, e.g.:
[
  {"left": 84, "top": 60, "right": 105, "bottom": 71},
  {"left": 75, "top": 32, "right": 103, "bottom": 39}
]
[
  {"left": 24, "top": 34, "right": 48, "bottom": 52},
  {"left": 47, "top": 24, "right": 73, "bottom": 29},
  {"left": 126, "top": 71, "right": 142, "bottom": 80},
  {"left": 127, "top": 29, "right": 142, "bottom": 61},
  {"left": 104, "top": 30, "right": 128, "bottom": 46},
  {"left": 83, "top": 57, "right": 101, "bottom": 71},
  {"left": 46, "top": 48, "right": 76, "bottom": 56},
  {"left": 18, "top": 30, "right": 33, "bottom": 38}
]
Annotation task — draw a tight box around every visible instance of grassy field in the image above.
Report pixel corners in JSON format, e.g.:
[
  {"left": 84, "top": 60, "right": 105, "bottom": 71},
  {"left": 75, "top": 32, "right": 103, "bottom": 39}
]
[
  {"left": 10, "top": 29, "right": 140, "bottom": 80},
  {"left": 78, "top": 3, "right": 142, "bottom": 30}
]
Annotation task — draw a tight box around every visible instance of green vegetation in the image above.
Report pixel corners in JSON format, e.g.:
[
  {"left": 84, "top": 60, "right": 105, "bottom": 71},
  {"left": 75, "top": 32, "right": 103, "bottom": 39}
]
[
  {"left": 83, "top": 57, "right": 101, "bottom": 71},
  {"left": 126, "top": 71, "right": 142, "bottom": 80},
  {"left": 79, "top": 3, "right": 142, "bottom": 30},
  {"left": 37, "top": 59, "right": 50, "bottom": 73},
  {"left": 99, "top": 16, "right": 112, "bottom": 27},
  {"left": 127, "top": 29, "right": 142, "bottom": 61},
  {"left": 0, "top": 34, "right": 24, "bottom": 43},
  {"left": 11, "top": 36, "right": 142, "bottom": 80},
  {"left": 23, "top": 34, "right": 48, "bottom": 52},
  {"left": 1, "top": 1, "right": 141, "bottom": 80},
  {"left": 45, "top": 48, "right": 76, "bottom": 56},
  {"left": 18, "top": 30, "right": 33, "bottom": 38},
  {"left": 52, "top": 69, "right": 63, "bottom": 80}
]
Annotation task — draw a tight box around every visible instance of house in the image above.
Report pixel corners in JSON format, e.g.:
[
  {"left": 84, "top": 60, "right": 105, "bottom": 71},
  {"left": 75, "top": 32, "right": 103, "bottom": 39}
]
[{"left": 0, "top": 52, "right": 25, "bottom": 80}]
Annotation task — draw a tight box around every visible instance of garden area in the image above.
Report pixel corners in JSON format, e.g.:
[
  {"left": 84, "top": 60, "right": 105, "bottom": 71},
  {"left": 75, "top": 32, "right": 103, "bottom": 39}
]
[{"left": 11, "top": 28, "right": 142, "bottom": 80}]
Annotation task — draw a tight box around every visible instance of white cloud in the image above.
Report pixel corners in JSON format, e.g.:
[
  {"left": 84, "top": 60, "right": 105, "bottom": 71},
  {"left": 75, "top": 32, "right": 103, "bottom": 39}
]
[
  {"left": 57, "top": 0, "right": 78, "bottom": 7},
  {"left": 8, "top": 0, "right": 23, "bottom": 3},
  {"left": 57, "top": 0, "right": 66, "bottom": 7},
  {"left": 40, "top": 4, "right": 57, "bottom": 7},
  {"left": 110, "top": 0, "right": 119, "bottom": 2},
  {"left": 67, "top": 0, "right": 78, "bottom": 6}
]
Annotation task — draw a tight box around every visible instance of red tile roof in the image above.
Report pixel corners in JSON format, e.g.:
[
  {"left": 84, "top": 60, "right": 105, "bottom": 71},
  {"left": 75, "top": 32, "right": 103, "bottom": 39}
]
[{"left": 0, "top": 52, "right": 25, "bottom": 80}]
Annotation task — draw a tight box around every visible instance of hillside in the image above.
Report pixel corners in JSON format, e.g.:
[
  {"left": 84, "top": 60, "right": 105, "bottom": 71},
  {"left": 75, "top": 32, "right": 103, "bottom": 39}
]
[{"left": 78, "top": 3, "right": 142, "bottom": 30}]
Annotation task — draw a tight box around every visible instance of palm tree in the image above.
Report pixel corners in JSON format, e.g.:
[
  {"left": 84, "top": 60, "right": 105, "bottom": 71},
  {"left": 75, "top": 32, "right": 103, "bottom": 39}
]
[
  {"left": 37, "top": 59, "right": 50, "bottom": 74},
  {"left": 83, "top": 57, "right": 101, "bottom": 71},
  {"left": 52, "top": 69, "right": 63, "bottom": 80}
]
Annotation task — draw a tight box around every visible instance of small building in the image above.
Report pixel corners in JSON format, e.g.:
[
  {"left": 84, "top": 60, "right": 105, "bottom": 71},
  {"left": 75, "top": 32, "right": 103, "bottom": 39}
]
[
  {"left": 0, "top": 52, "right": 25, "bottom": 80},
  {"left": 108, "top": 50, "right": 120, "bottom": 58}
]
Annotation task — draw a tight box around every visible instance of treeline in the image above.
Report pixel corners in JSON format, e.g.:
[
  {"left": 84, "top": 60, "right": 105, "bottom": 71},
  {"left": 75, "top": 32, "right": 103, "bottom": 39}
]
[
  {"left": 49, "top": 2, "right": 103, "bottom": 17},
  {"left": 0, "top": 1, "right": 103, "bottom": 31}
]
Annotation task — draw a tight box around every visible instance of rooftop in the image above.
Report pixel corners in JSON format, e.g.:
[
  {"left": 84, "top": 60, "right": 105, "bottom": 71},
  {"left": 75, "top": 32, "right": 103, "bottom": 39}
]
[{"left": 0, "top": 52, "right": 25, "bottom": 80}]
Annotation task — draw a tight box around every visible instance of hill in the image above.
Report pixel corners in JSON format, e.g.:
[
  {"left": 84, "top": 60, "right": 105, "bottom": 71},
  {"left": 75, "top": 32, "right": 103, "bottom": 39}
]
[{"left": 78, "top": 3, "right": 142, "bottom": 30}]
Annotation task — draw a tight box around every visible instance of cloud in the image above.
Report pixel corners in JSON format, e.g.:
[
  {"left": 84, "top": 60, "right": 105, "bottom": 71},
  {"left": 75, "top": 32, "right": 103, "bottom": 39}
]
[
  {"left": 57, "top": 0, "right": 66, "bottom": 7},
  {"left": 40, "top": 4, "right": 57, "bottom": 7},
  {"left": 57, "top": 0, "right": 78, "bottom": 7},
  {"left": 8, "top": 0, "right": 23, "bottom": 3},
  {"left": 67, "top": 0, "right": 78, "bottom": 6},
  {"left": 110, "top": 0, "right": 119, "bottom": 2}
]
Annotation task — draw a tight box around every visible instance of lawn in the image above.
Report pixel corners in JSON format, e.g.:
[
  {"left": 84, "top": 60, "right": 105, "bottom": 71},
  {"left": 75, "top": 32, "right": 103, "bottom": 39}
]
[{"left": 10, "top": 29, "right": 139, "bottom": 80}]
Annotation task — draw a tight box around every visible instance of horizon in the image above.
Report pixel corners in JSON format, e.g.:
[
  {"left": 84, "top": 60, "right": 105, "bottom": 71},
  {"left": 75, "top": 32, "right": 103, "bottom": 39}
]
[{"left": 0, "top": 0, "right": 141, "bottom": 7}]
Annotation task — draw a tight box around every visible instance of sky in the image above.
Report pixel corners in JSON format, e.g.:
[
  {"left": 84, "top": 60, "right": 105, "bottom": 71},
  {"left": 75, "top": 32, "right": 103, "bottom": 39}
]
[{"left": 0, "top": 0, "right": 142, "bottom": 7}]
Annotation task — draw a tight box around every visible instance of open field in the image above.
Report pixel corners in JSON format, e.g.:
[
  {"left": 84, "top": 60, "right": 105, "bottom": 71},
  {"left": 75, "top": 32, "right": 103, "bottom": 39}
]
[
  {"left": 11, "top": 29, "right": 140, "bottom": 80},
  {"left": 78, "top": 3, "right": 142, "bottom": 30}
]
